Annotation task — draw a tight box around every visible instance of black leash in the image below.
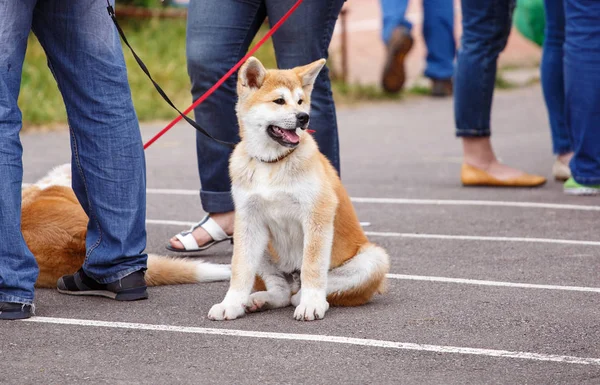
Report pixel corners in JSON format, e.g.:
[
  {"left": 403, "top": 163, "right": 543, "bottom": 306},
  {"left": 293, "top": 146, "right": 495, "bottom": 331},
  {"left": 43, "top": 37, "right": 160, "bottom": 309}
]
[{"left": 105, "top": 2, "right": 236, "bottom": 149}]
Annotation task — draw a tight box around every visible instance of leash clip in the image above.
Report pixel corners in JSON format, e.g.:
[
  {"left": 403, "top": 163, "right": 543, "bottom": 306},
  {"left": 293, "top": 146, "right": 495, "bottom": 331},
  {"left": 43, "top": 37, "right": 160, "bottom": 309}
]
[{"left": 106, "top": 1, "right": 115, "bottom": 17}]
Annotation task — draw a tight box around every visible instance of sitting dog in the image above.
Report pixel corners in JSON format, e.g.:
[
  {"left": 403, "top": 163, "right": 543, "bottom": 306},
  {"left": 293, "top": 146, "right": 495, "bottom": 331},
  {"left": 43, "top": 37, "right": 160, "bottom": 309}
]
[
  {"left": 208, "top": 57, "right": 390, "bottom": 321},
  {"left": 22, "top": 164, "right": 230, "bottom": 288}
]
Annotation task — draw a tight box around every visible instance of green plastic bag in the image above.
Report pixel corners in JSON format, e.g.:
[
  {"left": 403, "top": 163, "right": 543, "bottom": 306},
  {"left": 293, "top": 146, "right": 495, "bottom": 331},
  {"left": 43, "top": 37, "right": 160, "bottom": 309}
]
[{"left": 513, "top": 0, "right": 546, "bottom": 47}]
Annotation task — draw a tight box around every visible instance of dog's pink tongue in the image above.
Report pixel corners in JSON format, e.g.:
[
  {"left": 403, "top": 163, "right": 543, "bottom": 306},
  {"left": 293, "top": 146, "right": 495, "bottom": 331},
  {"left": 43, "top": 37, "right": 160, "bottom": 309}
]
[{"left": 282, "top": 129, "right": 300, "bottom": 144}]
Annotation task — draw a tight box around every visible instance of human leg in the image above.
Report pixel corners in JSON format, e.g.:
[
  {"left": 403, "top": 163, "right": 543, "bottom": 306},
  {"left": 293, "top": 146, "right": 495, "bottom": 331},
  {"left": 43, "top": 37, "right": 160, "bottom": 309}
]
[
  {"left": 0, "top": 0, "right": 38, "bottom": 315},
  {"left": 422, "top": 0, "right": 455, "bottom": 96},
  {"left": 541, "top": 0, "right": 572, "bottom": 180},
  {"left": 379, "top": 0, "right": 414, "bottom": 93},
  {"left": 32, "top": 0, "right": 148, "bottom": 286},
  {"left": 455, "top": 0, "right": 545, "bottom": 185},
  {"left": 563, "top": 0, "right": 600, "bottom": 193},
  {"left": 266, "top": 0, "right": 345, "bottom": 173},
  {"left": 168, "top": 0, "right": 266, "bottom": 251}
]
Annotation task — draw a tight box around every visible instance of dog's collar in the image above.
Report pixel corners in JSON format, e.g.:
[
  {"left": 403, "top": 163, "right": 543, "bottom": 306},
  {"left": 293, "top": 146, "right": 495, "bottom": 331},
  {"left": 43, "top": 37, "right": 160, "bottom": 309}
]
[{"left": 255, "top": 148, "right": 296, "bottom": 164}]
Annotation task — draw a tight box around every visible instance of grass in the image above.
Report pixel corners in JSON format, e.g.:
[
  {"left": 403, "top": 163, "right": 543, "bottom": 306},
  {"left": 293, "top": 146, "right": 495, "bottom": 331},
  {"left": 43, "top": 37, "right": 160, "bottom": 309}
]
[{"left": 494, "top": 73, "right": 518, "bottom": 90}]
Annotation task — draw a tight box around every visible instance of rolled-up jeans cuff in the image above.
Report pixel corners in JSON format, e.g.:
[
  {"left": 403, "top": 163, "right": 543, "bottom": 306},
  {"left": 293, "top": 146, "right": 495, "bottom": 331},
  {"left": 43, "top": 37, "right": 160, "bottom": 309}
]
[
  {"left": 573, "top": 174, "right": 600, "bottom": 185},
  {"left": 0, "top": 294, "right": 34, "bottom": 306},
  {"left": 456, "top": 128, "right": 491, "bottom": 137},
  {"left": 200, "top": 190, "right": 234, "bottom": 213}
]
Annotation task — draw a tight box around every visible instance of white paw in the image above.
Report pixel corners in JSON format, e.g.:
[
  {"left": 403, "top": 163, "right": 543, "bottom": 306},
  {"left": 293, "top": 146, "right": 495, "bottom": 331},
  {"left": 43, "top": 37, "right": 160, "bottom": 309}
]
[
  {"left": 293, "top": 299, "right": 329, "bottom": 321},
  {"left": 207, "top": 302, "right": 246, "bottom": 321},
  {"left": 246, "top": 291, "right": 270, "bottom": 313},
  {"left": 291, "top": 290, "right": 302, "bottom": 307}
]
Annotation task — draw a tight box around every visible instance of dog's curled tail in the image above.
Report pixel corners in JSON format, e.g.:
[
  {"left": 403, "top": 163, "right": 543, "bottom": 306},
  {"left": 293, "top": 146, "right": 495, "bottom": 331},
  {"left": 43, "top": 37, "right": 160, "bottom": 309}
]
[
  {"left": 326, "top": 243, "right": 390, "bottom": 307},
  {"left": 145, "top": 254, "right": 231, "bottom": 286}
]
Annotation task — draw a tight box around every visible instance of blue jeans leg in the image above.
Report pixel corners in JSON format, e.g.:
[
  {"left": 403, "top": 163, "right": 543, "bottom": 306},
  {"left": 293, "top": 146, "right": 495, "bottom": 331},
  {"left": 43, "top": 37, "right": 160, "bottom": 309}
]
[
  {"left": 564, "top": 0, "right": 600, "bottom": 185},
  {"left": 422, "top": 0, "right": 455, "bottom": 80},
  {"left": 267, "top": 0, "right": 345, "bottom": 173},
  {"left": 541, "top": 0, "right": 571, "bottom": 155},
  {"left": 186, "top": 0, "right": 265, "bottom": 213},
  {"left": 380, "top": 0, "right": 412, "bottom": 44},
  {"left": 454, "top": 0, "right": 515, "bottom": 137},
  {"left": 186, "top": 0, "right": 343, "bottom": 213},
  {"left": 31, "top": 0, "right": 148, "bottom": 283},
  {"left": 0, "top": 0, "right": 38, "bottom": 305}
]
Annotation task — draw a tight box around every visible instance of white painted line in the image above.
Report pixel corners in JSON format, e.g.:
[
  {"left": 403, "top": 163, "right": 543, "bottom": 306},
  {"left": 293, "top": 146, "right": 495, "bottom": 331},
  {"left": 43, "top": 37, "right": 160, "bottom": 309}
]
[
  {"left": 23, "top": 184, "right": 600, "bottom": 212},
  {"left": 147, "top": 219, "right": 372, "bottom": 228},
  {"left": 147, "top": 219, "right": 600, "bottom": 246},
  {"left": 387, "top": 274, "right": 600, "bottom": 294},
  {"left": 146, "top": 219, "right": 195, "bottom": 227},
  {"left": 22, "top": 317, "right": 600, "bottom": 366},
  {"left": 365, "top": 231, "right": 600, "bottom": 247},
  {"left": 351, "top": 197, "right": 600, "bottom": 212}
]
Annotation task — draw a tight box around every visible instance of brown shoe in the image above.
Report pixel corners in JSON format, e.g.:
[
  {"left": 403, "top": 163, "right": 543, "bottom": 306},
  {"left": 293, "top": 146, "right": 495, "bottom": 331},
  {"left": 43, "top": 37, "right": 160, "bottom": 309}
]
[
  {"left": 431, "top": 78, "right": 453, "bottom": 97},
  {"left": 381, "top": 26, "right": 414, "bottom": 93}
]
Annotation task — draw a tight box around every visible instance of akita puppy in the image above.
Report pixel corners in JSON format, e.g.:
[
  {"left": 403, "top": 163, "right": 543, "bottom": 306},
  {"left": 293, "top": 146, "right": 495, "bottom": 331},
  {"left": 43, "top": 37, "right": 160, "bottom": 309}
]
[
  {"left": 22, "top": 164, "right": 230, "bottom": 289},
  {"left": 208, "top": 57, "right": 390, "bottom": 321}
]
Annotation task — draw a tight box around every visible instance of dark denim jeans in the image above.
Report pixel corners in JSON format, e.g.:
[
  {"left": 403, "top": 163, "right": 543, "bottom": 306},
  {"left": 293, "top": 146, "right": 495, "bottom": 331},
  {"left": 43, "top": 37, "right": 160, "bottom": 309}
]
[
  {"left": 541, "top": 0, "right": 572, "bottom": 156},
  {"left": 564, "top": 0, "right": 600, "bottom": 184},
  {"left": 454, "top": 0, "right": 515, "bottom": 137},
  {"left": 380, "top": 0, "right": 455, "bottom": 80},
  {"left": 186, "top": 0, "right": 344, "bottom": 213},
  {"left": 0, "top": 0, "right": 147, "bottom": 305}
]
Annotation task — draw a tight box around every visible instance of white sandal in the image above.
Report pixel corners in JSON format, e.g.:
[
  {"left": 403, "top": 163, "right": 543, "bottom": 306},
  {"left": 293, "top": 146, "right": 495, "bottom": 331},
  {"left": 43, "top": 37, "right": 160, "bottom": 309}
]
[{"left": 166, "top": 215, "right": 233, "bottom": 253}]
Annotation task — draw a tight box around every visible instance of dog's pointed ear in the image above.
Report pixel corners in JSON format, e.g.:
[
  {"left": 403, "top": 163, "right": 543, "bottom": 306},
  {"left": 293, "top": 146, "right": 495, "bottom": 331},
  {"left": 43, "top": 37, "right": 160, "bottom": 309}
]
[
  {"left": 294, "top": 59, "right": 326, "bottom": 90},
  {"left": 239, "top": 57, "right": 267, "bottom": 89}
]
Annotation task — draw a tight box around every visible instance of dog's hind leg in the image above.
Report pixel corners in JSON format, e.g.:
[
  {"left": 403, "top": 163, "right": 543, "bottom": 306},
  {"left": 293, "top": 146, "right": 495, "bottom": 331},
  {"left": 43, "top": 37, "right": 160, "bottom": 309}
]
[{"left": 246, "top": 259, "right": 292, "bottom": 313}]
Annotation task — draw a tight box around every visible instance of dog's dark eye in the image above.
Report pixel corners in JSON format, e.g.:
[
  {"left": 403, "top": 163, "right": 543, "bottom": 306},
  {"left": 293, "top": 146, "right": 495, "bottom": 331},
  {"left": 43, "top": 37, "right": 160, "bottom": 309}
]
[
  {"left": 273, "top": 98, "right": 286, "bottom": 105},
  {"left": 298, "top": 99, "right": 303, "bottom": 105}
]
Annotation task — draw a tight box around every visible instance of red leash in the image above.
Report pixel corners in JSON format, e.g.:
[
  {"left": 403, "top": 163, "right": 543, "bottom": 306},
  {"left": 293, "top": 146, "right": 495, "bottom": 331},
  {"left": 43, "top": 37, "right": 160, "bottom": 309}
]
[{"left": 143, "top": 0, "right": 304, "bottom": 150}]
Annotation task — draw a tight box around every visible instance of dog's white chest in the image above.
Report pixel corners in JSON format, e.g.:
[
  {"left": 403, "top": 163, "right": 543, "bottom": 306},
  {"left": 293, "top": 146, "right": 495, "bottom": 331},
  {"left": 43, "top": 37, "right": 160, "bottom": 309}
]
[{"left": 234, "top": 166, "right": 321, "bottom": 272}]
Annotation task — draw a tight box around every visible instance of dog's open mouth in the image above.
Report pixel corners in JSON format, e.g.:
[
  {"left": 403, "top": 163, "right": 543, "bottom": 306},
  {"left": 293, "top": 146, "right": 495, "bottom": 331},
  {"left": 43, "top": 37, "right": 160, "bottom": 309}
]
[{"left": 267, "top": 125, "right": 300, "bottom": 148}]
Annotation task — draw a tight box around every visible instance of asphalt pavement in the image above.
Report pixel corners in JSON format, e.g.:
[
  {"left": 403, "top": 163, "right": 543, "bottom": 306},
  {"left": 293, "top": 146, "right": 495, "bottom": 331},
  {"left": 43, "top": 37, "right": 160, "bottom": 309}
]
[{"left": 2, "top": 86, "right": 600, "bottom": 385}]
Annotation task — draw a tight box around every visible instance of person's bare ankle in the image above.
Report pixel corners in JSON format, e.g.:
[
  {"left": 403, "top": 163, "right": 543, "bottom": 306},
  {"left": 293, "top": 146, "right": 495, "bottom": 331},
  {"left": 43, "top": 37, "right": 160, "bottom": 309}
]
[
  {"left": 558, "top": 152, "right": 574, "bottom": 165},
  {"left": 461, "top": 137, "right": 497, "bottom": 170},
  {"left": 209, "top": 211, "right": 235, "bottom": 235}
]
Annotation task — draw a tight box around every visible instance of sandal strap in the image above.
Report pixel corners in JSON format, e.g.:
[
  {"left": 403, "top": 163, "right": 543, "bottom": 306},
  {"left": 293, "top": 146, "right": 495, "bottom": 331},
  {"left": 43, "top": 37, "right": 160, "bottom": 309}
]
[
  {"left": 175, "top": 232, "right": 200, "bottom": 251},
  {"left": 199, "top": 216, "right": 229, "bottom": 242}
]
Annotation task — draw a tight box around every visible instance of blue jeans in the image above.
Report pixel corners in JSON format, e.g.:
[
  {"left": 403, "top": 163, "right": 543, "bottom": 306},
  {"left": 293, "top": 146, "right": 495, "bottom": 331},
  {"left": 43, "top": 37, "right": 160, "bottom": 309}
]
[
  {"left": 380, "top": 0, "right": 455, "bottom": 80},
  {"left": 564, "top": 0, "right": 600, "bottom": 184},
  {"left": 541, "top": 0, "right": 571, "bottom": 155},
  {"left": 186, "top": 0, "right": 344, "bottom": 213},
  {"left": 0, "top": 0, "right": 148, "bottom": 305},
  {"left": 454, "top": 0, "right": 515, "bottom": 136}
]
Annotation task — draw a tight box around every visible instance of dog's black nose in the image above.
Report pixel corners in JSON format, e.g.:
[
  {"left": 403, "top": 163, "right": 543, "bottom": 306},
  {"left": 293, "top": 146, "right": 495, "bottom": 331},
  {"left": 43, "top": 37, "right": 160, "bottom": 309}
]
[{"left": 296, "top": 112, "right": 310, "bottom": 127}]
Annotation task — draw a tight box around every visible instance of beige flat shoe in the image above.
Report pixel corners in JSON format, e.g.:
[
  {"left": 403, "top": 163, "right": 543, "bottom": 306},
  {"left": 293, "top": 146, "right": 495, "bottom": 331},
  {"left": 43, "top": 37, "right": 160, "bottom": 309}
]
[
  {"left": 461, "top": 164, "right": 547, "bottom": 187},
  {"left": 552, "top": 159, "right": 571, "bottom": 181}
]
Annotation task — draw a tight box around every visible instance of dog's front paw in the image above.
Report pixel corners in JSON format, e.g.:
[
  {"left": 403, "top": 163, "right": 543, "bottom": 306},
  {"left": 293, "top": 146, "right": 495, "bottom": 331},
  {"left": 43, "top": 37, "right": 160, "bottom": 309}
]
[
  {"left": 293, "top": 299, "right": 329, "bottom": 321},
  {"left": 207, "top": 302, "right": 245, "bottom": 321}
]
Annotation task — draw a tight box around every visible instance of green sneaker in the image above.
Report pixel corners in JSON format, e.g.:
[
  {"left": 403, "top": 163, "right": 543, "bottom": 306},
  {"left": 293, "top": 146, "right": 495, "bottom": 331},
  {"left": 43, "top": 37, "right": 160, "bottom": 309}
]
[{"left": 563, "top": 177, "right": 600, "bottom": 196}]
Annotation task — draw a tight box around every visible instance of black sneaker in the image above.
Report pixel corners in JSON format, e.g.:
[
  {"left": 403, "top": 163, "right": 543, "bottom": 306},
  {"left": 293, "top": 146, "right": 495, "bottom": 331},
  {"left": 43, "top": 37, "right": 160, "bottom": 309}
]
[
  {"left": 57, "top": 268, "right": 148, "bottom": 301},
  {"left": 0, "top": 302, "right": 33, "bottom": 320}
]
